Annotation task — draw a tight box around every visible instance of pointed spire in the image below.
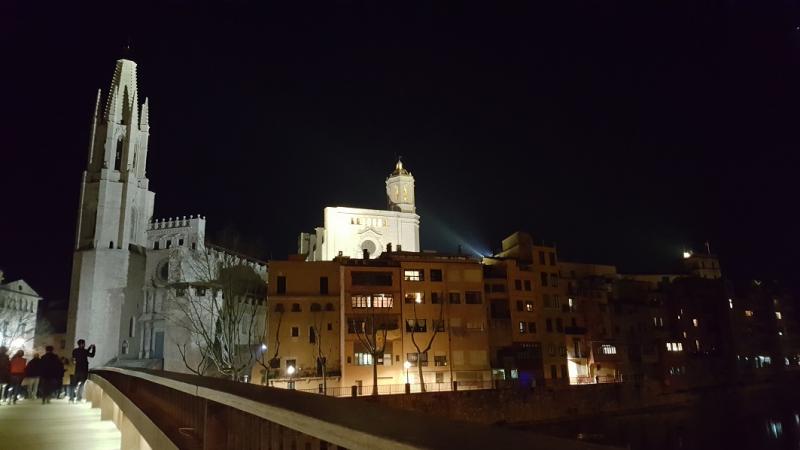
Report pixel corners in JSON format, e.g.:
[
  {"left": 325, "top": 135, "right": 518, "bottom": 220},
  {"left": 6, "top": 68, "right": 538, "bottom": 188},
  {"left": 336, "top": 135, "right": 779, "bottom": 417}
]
[
  {"left": 390, "top": 156, "right": 410, "bottom": 176},
  {"left": 93, "top": 89, "right": 102, "bottom": 119},
  {"left": 140, "top": 97, "right": 149, "bottom": 131},
  {"left": 104, "top": 59, "right": 139, "bottom": 124}
]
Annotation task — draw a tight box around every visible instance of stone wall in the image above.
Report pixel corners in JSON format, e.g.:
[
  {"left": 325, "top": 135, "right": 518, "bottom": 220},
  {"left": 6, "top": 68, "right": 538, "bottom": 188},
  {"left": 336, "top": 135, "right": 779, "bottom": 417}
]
[{"left": 354, "top": 381, "right": 692, "bottom": 425}]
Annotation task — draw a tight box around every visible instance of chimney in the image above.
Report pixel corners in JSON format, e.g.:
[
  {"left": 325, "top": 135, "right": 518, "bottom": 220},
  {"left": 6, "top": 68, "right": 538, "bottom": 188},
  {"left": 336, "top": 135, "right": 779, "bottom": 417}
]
[
  {"left": 363, "top": 248, "right": 370, "bottom": 259},
  {"left": 396, "top": 244, "right": 402, "bottom": 252},
  {"left": 386, "top": 243, "right": 393, "bottom": 253}
]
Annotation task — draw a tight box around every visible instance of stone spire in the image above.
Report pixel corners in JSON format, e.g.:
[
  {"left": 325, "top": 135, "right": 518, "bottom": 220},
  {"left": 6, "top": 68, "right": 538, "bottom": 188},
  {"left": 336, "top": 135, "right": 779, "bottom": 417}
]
[
  {"left": 391, "top": 157, "right": 411, "bottom": 176},
  {"left": 140, "top": 97, "right": 149, "bottom": 131},
  {"left": 104, "top": 59, "right": 139, "bottom": 127}
]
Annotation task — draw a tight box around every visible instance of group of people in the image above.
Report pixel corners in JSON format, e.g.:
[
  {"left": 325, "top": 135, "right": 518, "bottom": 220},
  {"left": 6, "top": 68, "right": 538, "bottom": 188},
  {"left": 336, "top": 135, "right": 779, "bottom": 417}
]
[{"left": 0, "top": 339, "right": 95, "bottom": 404}]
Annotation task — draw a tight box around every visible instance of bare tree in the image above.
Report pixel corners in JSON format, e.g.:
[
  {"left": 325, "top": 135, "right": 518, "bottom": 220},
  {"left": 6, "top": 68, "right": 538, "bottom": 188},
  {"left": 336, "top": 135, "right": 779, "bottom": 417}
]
[
  {"left": 408, "top": 296, "right": 445, "bottom": 392},
  {"left": 350, "top": 311, "right": 398, "bottom": 396},
  {"left": 309, "top": 303, "right": 336, "bottom": 394},
  {"left": 167, "top": 246, "right": 266, "bottom": 380},
  {"left": 255, "top": 304, "right": 283, "bottom": 384},
  {"left": 0, "top": 309, "right": 37, "bottom": 354}
]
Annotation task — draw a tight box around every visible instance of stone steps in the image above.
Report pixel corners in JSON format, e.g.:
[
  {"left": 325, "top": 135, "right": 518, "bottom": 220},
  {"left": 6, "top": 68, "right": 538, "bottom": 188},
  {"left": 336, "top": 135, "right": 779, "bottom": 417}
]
[{"left": 0, "top": 399, "right": 121, "bottom": 450}]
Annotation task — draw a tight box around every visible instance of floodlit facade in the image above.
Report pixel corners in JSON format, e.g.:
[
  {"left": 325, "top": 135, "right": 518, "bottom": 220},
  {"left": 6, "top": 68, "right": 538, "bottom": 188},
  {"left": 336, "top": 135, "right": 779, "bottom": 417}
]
[
  {"left": 299, "top": 160, "right": 420, "bottom": 261},
  {"left": 66, "top": 58, "right": 266, "bottom": 372},
  {"left": 0, "top": 272, "right": 42, "bottom": 357}
]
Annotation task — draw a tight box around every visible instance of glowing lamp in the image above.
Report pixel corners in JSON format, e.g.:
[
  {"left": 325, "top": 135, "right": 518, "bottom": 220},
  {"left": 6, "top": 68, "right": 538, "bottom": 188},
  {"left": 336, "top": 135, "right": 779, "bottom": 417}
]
[
  {"left": 403, "top": 361, "right": 411, "bottom": 370},
  {"left": 682, "top": 251, "right": 691, "bottom": 259},
  {"left": 286, "top": 365, "right": 296, "bottom": 375},
  {"left": 260, "top": 343, "right": 267, "bottom": 351}
]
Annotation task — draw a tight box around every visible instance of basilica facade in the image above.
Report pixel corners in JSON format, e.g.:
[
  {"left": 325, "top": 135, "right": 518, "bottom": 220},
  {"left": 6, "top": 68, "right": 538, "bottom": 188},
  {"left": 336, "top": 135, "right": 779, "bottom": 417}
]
[{"left": 66, "top": 58, "right": 266, "bottom": 372}]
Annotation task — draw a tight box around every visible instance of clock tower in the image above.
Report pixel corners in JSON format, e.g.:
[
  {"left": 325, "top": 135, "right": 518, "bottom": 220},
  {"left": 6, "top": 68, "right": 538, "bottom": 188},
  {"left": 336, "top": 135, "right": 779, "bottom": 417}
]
[{"left": 386, "top": 158, "right": 415, "bottom": 213}]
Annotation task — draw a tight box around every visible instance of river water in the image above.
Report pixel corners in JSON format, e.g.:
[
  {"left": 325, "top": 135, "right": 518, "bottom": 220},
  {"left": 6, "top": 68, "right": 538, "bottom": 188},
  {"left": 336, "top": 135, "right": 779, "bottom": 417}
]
[{"left": 525, "top": 385, "right": 800, "bottom": 450}]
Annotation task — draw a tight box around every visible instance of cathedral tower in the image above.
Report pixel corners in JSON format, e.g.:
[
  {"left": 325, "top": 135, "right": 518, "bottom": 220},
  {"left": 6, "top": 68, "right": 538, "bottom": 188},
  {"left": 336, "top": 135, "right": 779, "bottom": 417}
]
[
  {"left": 66, "top": 58, "right": 155, "bottom": 367},
  {"left": 386, "top": 158, "right": 415, "bottom": 213}
]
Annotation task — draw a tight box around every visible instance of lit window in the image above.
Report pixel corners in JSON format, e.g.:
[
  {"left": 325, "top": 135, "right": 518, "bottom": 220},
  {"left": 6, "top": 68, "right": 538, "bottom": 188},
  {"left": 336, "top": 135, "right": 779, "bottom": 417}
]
[
  {"left": 729, "top": 298, "right": 734, "bottom": 309},
  {"left": 776, "top": 312, "right": 782, "bottom": 320},
  {"left": 695, "top": 339, "right": 700, "bottom": 351},
  {"left": 405, "top": 292, "right": 424, "bottom": 304},
  {"left": 519, "top": 321, "right": 526, "bottom": 334},
  {"left": 404, "top": 270, "right": 424, "bottom": 281},
  {"left": 354, "top": 352, "right": 373, "bottom": 366},
  {"left": 600, "top": 344, "right": 617, "bottom": 355},
  {"left": 745, "top": 310, "right": 754, "bottom": 317},
  {"left": 692, "top": 319, "right": 699, "bottom": 327},
  {"left": 525, "top": 301, "right": 534, "bottom": 312},
  {"left": 666, "top": 342, "right": 683, "bottom": 352}
]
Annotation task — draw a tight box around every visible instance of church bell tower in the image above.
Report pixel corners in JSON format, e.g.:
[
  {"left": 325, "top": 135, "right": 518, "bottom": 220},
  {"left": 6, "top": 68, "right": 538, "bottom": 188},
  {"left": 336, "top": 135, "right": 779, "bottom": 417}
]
[
  {"left": 386, "top": 158, "right": 415, "bottom": 213},
  {"left": 67, "top": 57, "right": 155, "bottom": 367}
]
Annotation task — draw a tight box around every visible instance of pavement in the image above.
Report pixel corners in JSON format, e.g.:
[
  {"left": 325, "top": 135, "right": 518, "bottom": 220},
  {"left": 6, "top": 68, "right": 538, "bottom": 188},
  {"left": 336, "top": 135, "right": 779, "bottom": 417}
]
[{"left": 0, "top": 398, "right": 121, "bottom": 450}]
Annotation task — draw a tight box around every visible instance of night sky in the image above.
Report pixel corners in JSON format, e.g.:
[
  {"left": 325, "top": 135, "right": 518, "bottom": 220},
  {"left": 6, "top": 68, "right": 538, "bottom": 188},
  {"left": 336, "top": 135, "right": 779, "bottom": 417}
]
[{"left": 2, "top": 2, "right": 799, "bottom": 305}]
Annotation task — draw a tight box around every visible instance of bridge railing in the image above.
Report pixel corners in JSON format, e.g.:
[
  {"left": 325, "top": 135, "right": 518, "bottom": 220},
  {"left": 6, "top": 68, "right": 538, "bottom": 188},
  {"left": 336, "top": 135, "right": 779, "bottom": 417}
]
[{"left": 90, "top": 367, "right": 620, "bottom": 450}]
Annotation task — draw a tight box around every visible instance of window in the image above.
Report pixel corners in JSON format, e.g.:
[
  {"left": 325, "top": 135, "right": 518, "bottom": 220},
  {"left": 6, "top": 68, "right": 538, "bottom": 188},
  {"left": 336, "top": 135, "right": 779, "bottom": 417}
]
[
  {"left": 405, "top": 292, "right": 425, "bottom": 304},
  {"left": 436, "top": 372, "right": 445, "bottom": 383},
  {"left": 525, "top": 301, "right": 534, "bottom": 312},
  {"left": 431, "top": 292, "right": 441, "bottom": 304},
  {"left": 492, "top": 284, "right": 506, "bottom": 293},
  {"left": 310, "top": 303, "right": 322, "bottom": 312},
  {"left": 515, "top": 280, "right": 522, "bottom": 290},
  {"left": 692, "top": 318, "right": 699, "bottom": 327},
  {"left": 352, "top": 271, "right": 392, "bottom": 286},
  {"left": 128, "top": 317, "right": 135, "bottom": 338},
  {"left": 404, "top": 270, "right": 424, "bottom": 281},
  {"left": 729, "top": 298, "right": 734, "bottom": 309},
  {"left": 309, "top": 327, "right": 316, "bottom": 344},
  {"left": 178, "top": 238, "right": 184, "bottom": 246},
  {"left": 776, "top": 312, "right": 783, "bottom": 320},
  {"left": 196, "top": 287, "right": 206, "bottom": 297},
  {"left": 666, "top": 342, "right": 683, "bottom": 352},
  {"left": 354, "top": 353, "right": 373, "bottom": 366},
  {"left": 600, "top": 344, "right": 617, "bottom": 355},
  {"left": 277, "top": 276, "right": 286, "bottom": 295},
  {"left": 524, "top": 280, "right": 532, "bottom": 291},
  {"left": 176, "top": 287, "right": 186, "bottom": 297},
  {"left": 550, "top": 274, "right": 559, "bottom": 287},
  {"left": 516, "top": 300, "right": 523, "bottom": 312},
  {"left": 274, "top": 303, "right": 285, "bottom": 313},
  {"left": 540, "top": 272, "right": 548, "bottom": 287},
  {"left": 166, "top": 240, "right": 172, "bottom": 249},
  {"left": 528, "top": 322, "right": 537, "bottom": 333},
  {"left": 320, "top": 277, "right": 329, "bottom": 295},
  {"left": 154, "top": 241, "right": 160, "bottom": 250},
  {"left": 546, "top": 319, "right": 553, "bottom": 332},
  {"left": 327, "top": 323, "right": 333, "bottom": 331},
  {"left": 745, "top": 310, "right": 754, "bottom": 317},
  {"left": 352, "top": 294, "right": 394, "bottom": 311},
  {"left": 291, "top": 303, "right": 301, "bottom": 312},
  {"left": 325, "top": 302, "right": 334, "bottom": 311},
  {"left": 291, "top": 327, "right": 299, "bottom": 337},
  {"left": 465, "top": 291, "right": 482, "bottom": 304},
  {"left": 433, "top": 319, "right": 446, "bottom": 332},
  {"left": 407, "top": 353, "right": 418, "bottom": 367},
  {"left": 539, "top": 251, "right": 546, "bottom": 265},
  {"left": 430, "top": 269, "right": 443, "bottom": 282},
  {"left": 434, "top": 355, "right": 447, "bottom": 367},
  {"left": 519, "top": 321, "right": 526, "bottom": 334},
  {"left": 556, "top": 318, "right": 563, "bottom": 333},
  {"left": 191, "top": 242, "right": 197, "bottom": 250},
  {"left": 405, "top": 319, "right": 427, "bottom": 333},
  {"left": 449, "top": 292, "right": 461, "bottom": 304},
  {"left": 549, "top": 253, "right": 556, "bottom": 266}
]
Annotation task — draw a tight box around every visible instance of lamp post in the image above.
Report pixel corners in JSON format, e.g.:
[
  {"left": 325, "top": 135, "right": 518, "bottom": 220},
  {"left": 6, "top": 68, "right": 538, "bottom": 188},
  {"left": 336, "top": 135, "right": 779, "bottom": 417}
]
[
  {"left": 287, "top": 365, "right": 296, "bottom": 390},
  {"left": 403, "top": 361, "right": 412, "bottom": 394}
]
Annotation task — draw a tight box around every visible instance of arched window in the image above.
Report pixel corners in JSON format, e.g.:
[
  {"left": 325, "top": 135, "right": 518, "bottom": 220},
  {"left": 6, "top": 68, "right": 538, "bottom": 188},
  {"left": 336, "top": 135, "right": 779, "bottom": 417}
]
[
  {"left": 114, "top": 139, "right": 123, "bottom": 170},
  {"left": 109, "top": 241, "right": 114, "bottom": 249}
]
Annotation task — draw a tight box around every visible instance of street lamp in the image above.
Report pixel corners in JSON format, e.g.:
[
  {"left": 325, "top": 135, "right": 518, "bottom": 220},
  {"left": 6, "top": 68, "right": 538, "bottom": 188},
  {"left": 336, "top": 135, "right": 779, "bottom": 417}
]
[
  {"left": 287, "top": 365, "right": 296, "bottom": 390},
  {"left": 403, "top": 361, "right": 412, "bottom": 394}
]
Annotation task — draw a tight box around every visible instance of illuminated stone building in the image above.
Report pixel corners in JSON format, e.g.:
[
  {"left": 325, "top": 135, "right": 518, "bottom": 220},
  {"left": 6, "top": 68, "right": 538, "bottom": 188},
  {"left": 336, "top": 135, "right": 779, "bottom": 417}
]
[
  {"left": 299, "top": 160, "right": 420, "bottom": 261},
  {"left": 0, "top": 271, "right": 42, "bottom": 357},
  {"left": 67, "top": 58, "right": 266, "bottom": 372}
]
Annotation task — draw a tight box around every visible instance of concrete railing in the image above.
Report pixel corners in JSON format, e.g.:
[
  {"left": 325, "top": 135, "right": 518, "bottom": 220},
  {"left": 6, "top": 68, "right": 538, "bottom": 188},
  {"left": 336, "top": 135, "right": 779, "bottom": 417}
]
[{"left": 90, "top": 367, "right": 621, "bottom": 450}]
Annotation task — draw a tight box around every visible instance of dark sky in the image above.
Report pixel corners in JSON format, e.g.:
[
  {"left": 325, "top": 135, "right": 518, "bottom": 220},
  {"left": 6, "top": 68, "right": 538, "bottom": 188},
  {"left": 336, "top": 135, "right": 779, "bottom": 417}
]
[{"left": 2, "top": 1, "right": 799, "bottom": 304}]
